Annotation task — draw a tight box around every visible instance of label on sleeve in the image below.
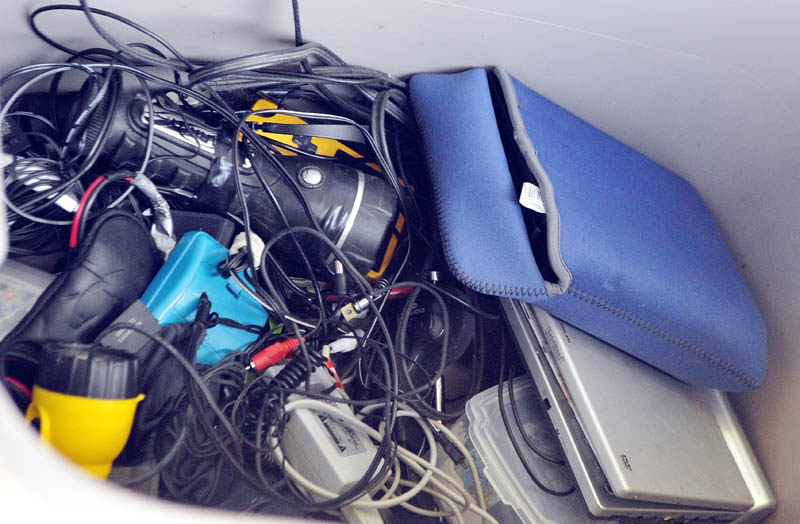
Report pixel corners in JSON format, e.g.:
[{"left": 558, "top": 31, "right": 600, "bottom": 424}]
[{"left": 519, "top": 182, "right": 546, "bottom": 213}]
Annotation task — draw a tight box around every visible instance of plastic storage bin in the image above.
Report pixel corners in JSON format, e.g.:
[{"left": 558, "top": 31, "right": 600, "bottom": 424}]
[
  {"left": 1, "top": 1, "right": 798, "bottom": 523},
  {"left": 464, "top": 377, "right": 608, "bottom": 524}
]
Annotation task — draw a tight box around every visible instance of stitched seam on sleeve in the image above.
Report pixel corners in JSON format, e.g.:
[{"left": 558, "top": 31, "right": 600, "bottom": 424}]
[{"left": 567, "top": 287, "right": 757, "bottom": 388}]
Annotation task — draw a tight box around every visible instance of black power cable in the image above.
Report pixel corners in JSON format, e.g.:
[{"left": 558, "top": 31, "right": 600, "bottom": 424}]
[
  {"left": 1, "top": 1, "right": 478, "bottom": 518},
  {"left": 291, "top": 0, "right": 303, "bottom": 47},
  {"left": 507, "top": 366, "right": 565, "bottom": 466},
  {"left": 497, "top": 334, "right": 575, "bottom": 497}
]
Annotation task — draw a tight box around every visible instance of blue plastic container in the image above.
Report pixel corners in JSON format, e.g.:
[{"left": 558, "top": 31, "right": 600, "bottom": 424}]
[{"left": 141, "top": 232, "right": 268, "bottom": 364}]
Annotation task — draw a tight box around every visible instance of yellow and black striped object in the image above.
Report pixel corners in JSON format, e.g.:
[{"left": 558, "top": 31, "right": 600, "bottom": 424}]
[
  {"left": 246, "top": 99, "right": 403, "bottom": 282},
  {"left": 247, "top": 99, "right": 381, "bottom": 172}
]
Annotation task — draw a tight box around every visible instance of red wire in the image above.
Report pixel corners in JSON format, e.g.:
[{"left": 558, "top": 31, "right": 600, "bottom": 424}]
[
  {"left": 69, "top": 175, "right": 106, "bottom": 248},
  {"left": 325, "top": 360, "right": 344, "bottom": 390},
  {"left": 68, "top": 176, "right": 135, "bottom": 248},
  {"left": 5, "top": 377, "right": 32, "bottom": 400},
  {"left": 324, "top": 286, "right": 413, "bottom": 303}
]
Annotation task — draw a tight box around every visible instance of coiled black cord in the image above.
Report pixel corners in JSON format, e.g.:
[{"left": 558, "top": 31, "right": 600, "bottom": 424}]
[{"left": 270, "top": 349, "right": 327, "bottom": 392}]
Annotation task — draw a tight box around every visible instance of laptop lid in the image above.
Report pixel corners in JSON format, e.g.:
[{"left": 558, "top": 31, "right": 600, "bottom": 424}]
[
  {"left": 530, "top": 305, "right": 752, "bottom": 511},
  {"left": 501, "top": 298, "right": 775, "bottom": 519}
]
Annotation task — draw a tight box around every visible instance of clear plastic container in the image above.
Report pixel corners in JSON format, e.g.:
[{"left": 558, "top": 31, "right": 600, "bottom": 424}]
[{"left": 466, "top": 377, "right": 618, "bottom": 524}]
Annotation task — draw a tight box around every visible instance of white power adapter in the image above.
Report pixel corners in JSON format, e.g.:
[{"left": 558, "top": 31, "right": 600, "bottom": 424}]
[{"left": 278, "top": 366, "right": 383, "bottom": 523}]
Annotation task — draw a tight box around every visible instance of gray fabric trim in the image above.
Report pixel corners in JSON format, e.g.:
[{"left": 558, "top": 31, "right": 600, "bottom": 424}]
[{"left": 492, "top": 67, "right": 572, "bottom": 295}]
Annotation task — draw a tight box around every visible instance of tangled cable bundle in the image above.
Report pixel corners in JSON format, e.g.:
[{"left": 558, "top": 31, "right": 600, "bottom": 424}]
[{"left": 1, "top": 1, "right": 569, "bottom": 520}]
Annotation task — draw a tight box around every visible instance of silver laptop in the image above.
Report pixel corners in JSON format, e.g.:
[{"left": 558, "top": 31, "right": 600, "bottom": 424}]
[{"left": 501, "top": 297, "right": 776, "bottom": 522}]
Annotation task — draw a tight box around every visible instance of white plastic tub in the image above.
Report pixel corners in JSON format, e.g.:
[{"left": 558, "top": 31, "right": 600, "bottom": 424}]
[
  {"left": 1, "top": 1, "right": 798, "bottom": 522},
  {"left": 464, "top": 377, "right": 605, "bottom": 524}
]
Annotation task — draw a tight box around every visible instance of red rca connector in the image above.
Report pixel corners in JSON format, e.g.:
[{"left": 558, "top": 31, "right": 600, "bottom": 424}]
[{"left": 249, "top": 338, "right": 304, "bottom": 372}]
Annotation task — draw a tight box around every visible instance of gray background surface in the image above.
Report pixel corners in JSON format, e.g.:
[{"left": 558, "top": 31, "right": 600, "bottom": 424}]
[{"left": 1, "top": 1, "right": 797, "bottom": 522}]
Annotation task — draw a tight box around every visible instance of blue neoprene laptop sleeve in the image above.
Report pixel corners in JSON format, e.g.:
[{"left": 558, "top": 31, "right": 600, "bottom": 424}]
[{"left": 409, "top": 67, "right": 767, "bottom": 392}]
